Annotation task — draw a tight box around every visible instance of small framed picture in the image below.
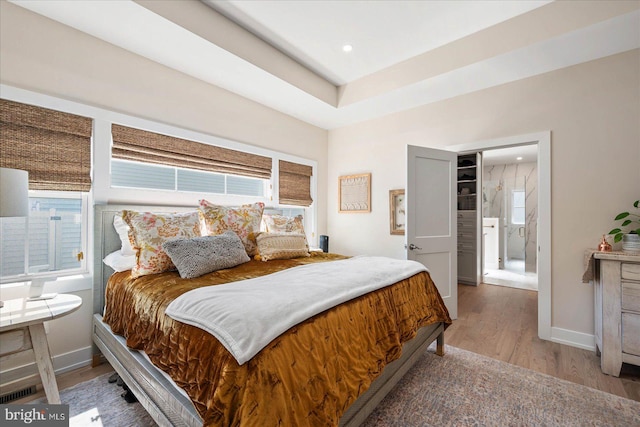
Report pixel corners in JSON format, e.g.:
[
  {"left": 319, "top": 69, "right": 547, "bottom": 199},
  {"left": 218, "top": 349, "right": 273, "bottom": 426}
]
[
  {"left": 339, "top": 173, "right": 371, "bottom": 213},
  {"left": 389, "top": 189, "right": 405, "bottom": 235}
]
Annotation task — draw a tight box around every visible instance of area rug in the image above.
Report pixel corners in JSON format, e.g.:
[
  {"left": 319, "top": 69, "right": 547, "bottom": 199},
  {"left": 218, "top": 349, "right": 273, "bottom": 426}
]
[
  {"left": 30, "top": 373, "right": 155, "bottom": 427},
  {"left": 31, "top": 345, "right": 640, "bottom": 427},
  {"left": 362, "top": 344, "right": 640, "bottom": 427}
]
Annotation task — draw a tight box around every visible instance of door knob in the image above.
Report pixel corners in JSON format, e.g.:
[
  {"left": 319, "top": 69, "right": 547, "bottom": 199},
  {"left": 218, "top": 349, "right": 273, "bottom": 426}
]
[{"left": 408, "top": 243, "right": 422, "bottom": 251}]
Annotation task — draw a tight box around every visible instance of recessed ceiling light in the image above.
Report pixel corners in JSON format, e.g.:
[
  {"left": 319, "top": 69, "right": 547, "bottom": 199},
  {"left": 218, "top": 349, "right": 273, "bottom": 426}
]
[
  {"left": 516, "top": 156, "right": 523, "bottom": 161},
  {"left": 342, "top": 44, "right": 353, "bottom": 53}
]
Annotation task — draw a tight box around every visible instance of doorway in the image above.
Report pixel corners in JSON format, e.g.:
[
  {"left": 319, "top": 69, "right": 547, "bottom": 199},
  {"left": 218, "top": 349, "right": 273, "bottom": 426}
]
[
  {"left": 481, "top": 145, "right": 538, "bottom": 291},
  {"left": 449, "top": 131, "right": 551, "bottom": 341}
]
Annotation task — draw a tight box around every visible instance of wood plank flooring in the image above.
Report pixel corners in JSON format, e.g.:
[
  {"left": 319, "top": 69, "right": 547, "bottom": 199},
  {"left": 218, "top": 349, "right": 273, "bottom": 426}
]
[
  {"left": 16, "top": 281, "right": 640, "bottom": 405},
  {"left": 446, "top": 282, "right": 640, "bottom": 402},
  {"left": 12, "top": 362, "right": 114, "bottom": 404}
]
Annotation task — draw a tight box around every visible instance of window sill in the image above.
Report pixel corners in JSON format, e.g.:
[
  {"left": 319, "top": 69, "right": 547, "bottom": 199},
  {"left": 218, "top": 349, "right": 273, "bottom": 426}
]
[{"left": 0, "top": 273, "right": 92, "bottom": 300}]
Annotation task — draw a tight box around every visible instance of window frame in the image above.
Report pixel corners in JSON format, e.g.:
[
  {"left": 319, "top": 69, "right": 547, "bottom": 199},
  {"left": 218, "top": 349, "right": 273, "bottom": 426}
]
[
  {"left": 0, "top": 190, "right": 90, "bottom": 284},
  {"left": 93, "top": 119, "right": 317, "bottom": 247},
  {"left": 510, "top": 189, "right": 526, "bottom": 225}
]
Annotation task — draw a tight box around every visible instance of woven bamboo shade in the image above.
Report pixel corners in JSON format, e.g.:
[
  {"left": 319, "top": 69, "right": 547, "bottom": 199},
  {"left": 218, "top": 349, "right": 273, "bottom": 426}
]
[
  {"left": 0, "top": 99, "right": 92, "bottom": 191},
  {"left": 111, "top": 124, "right": 272, "bottom": 180},
  {"left": 279, "top": 160, "right": 313, "bottom": 206}
]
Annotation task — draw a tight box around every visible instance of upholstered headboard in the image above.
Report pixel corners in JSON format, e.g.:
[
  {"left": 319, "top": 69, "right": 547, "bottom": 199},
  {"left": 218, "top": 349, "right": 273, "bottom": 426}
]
[
  {"left": 93, "top": 204, "right": 197, "bottom": 315},
  {"left": 92, "top": 203, "right": 285, "bottom": 315}
]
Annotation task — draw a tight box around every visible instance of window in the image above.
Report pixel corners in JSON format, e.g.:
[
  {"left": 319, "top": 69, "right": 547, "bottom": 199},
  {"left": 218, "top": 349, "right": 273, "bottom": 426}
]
[
  {"left": 111, "top": 159, "right": 267, "bottom": 197},
  {"left": 511, "top": 190, "right": 526, "bottom": 225},
  {"left": 0, "top": 192, "right": 88, "bottom": 282}
]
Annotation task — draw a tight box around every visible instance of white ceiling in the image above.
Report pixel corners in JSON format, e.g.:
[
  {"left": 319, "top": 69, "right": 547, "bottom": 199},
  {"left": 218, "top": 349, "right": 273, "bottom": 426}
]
[
  {"left": 204, "top": 0, "right": 551, "bottom": 85},
  {"left": 9, "top": 0, "right": 640, "bottom": 130},
  {"left": 483, "top": 145, "right": 538, "bottom": 166}
]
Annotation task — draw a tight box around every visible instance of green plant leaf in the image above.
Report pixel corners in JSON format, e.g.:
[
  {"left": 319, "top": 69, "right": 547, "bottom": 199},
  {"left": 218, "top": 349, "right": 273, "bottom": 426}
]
[
  {"left": 614, "top": 212, "right": 630, "bottom": 220},
  {"left": 614, "top": 233, "right": 623, "bottom": 243},
  {"left": 609, "top": 228, "right": 622, "bottom": 234},
  {"left": 621, "top": 219, "right": 632, "bottom": 227},
  {"left": 634, "top": 228, "right": 640, "bottom": 235},
  {"left": 634, "top": 200, "right": 639, "bottom": 208}
]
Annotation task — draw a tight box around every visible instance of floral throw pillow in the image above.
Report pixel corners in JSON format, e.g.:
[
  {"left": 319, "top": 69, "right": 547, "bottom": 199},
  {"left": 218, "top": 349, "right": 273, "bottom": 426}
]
[
  {"left": 262, "top": 214, "right": 305, "bottom": 234},
  {"left": 122, "top": 210, "right": 201, "bottom": 278},
  {"left": 198, "top": 200, "right": 265, "bottom": 256}
]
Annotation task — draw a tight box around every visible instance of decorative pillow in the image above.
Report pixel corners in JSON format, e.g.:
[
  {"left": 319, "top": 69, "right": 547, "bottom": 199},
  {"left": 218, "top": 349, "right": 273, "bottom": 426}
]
[
  {"left": 122, "top": 210, "right": 201, "bottom": 278},
  {"left": 162, "top": 231, "right": 250, "bottom": 279},
  {"left": 103, "top": 250, "right": 136, "bottom": 272},
  {"left": 262, "top": 214, "right": 305, "bottom": 234},
  {"left": 198, "top": 200, "right": 264, "bottom": 256},
  {"left": 113, "top": 214, "right": 135, "bottom": 256},
  {"left": 256, "top": 232, "right": 310, "bottom": 261}
]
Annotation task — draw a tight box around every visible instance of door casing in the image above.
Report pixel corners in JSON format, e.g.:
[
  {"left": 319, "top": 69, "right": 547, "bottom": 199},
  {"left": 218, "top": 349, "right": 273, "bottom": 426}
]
[{"left": 448, "top": 131, "right": 551, "bottom": 341}]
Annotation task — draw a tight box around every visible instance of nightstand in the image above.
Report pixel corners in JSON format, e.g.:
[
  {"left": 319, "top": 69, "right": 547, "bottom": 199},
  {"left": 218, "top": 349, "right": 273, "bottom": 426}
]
[{"left": 0, "top": 294, "right": 82, "bottom": 403}]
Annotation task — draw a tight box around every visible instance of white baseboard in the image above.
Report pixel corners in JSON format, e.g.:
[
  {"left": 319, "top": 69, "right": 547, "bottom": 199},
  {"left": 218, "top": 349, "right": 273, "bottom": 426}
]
[
  {"left": 0, "top": 346, "right": 93, "bottom": 387},
  {"left": 550, "top": 327, "right": 596, "bottom": 351}
]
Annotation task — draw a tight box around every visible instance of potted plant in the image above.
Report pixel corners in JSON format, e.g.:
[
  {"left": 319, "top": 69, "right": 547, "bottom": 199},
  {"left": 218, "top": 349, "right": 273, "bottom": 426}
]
[{"left": 609, "top": 200, "right": 640, "bottom": 252}]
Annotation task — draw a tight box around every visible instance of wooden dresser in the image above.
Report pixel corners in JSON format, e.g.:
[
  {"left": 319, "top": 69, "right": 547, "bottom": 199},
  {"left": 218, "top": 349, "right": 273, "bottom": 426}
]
[{"left": 593, "top": 252, "right": 640, "bottom": 376}]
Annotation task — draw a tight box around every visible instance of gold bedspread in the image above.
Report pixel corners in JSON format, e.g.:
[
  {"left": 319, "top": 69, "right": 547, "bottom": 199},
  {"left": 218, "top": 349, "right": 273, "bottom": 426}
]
[{"left": 103, "top": 253, "right": 451, "bottom": 426}]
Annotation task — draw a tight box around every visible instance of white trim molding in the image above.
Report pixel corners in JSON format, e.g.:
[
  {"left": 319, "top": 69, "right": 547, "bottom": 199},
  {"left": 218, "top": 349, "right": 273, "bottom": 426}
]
[
  {"left": 0, "top": 346, "right": 93, "bottom": 389},
  {"left": 449, "top": 131, "right": 552, "bottom": 343},
  {"left": 550, "top": 327, "right": 596, "bottom": 352}
]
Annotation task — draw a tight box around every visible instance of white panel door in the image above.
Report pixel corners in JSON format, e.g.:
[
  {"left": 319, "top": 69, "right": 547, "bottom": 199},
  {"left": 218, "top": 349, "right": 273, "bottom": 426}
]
[{"left": 407, "top": 145, "right": 457, "bottom": 319}]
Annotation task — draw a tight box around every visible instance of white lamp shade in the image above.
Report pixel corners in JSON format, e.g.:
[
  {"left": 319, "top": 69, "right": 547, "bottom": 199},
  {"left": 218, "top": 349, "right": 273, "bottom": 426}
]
[{"left": 0, "top": 167, "right": 29, "bottom": 217}]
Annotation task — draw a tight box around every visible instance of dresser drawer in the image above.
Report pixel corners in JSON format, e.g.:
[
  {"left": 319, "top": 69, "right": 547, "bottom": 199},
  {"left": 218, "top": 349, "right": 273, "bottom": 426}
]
[
  {"left": 622, "top": 282, "right": 640, "bottom": 312},
  {"left": 622, "top": 263, "right": 640, "bottom": 281},
  {"left": 622, "top": 313, "right": 640, "bottom": 356}
]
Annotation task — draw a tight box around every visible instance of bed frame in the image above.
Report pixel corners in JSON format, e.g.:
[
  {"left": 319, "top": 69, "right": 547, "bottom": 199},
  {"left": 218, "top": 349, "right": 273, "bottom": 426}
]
[{"left": 92, "top": 203, "right": 446, "bottom": 427}]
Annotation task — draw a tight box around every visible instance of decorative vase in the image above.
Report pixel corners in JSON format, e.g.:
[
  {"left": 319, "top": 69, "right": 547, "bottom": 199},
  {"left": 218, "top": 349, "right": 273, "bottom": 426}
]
[{"left": 622, "top": 233, "right": 640, "bottom": 253}]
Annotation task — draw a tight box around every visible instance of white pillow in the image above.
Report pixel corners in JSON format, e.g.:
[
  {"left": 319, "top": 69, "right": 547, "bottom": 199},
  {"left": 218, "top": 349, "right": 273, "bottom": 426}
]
[
  {"left": 103, "top": 250, "right": 136, "bottom": 272},
  {"left": 114, "top": 214, "right": 135, "bottom": 256}
]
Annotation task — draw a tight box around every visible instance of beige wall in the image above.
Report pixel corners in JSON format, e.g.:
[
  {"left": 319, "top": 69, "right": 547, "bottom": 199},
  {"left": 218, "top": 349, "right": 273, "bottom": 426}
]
[
  {"left": 0, "top": 1, "right": 328, "bottom": 377},
  {"left": 328, "top": 49, "right": 640, "bottom": 337}
]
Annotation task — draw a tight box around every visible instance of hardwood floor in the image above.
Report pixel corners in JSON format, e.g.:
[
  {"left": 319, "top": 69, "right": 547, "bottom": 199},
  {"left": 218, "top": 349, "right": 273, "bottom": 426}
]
[
  {"left": 12, "top": 362, "right": 114, "bottom": 404},
  {"left": 446, "top": 282, "right": 640, "bottom": 402},
  {"left": 17, "top": 281, "right": 640, "bottom": 405}
]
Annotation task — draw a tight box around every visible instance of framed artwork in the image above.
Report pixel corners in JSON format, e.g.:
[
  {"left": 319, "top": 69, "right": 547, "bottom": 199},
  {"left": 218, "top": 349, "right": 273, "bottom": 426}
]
[
  {"left": 338, "top": 173, "right": 371, "bottom": 213},
  {"left": 389, "top": 189, "right": 405, "bottom": 235}
]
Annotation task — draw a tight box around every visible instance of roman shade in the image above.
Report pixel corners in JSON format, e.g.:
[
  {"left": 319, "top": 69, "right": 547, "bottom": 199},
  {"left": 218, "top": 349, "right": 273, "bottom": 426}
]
[
  {"left": 111, "top": 124, "right": 272, "bottom": 180},
  {"left": 0, "top": 99, "right": 92, "bottom": 191},
  {"left": 279, "top": 160, "right": 313, "bottom": 207}
]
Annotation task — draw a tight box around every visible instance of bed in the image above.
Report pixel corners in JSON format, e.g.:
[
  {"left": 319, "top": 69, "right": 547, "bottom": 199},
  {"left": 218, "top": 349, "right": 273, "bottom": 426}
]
[{"left": 92, "top": 203, "right": 451, "bottom": 427}]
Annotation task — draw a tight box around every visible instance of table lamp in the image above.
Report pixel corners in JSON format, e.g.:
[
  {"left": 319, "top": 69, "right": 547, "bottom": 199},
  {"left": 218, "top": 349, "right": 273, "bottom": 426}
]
[{"left": 0, "top": 167, "right": 30, "bottom": 308}]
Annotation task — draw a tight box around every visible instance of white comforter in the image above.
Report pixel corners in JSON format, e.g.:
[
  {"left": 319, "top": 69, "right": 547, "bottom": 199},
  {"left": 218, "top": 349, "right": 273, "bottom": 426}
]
[{"left": 165, "top": 256, "right": 427, "bottom": 364}]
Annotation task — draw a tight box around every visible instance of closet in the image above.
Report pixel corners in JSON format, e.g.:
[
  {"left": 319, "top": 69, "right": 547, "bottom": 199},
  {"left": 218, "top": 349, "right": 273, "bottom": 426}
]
[{"left": 457, "top": 153, "right": 482, "bottom": 286}]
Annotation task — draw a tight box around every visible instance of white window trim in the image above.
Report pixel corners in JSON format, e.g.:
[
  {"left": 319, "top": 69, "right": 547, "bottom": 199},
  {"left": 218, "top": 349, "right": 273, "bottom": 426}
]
[{"left": 93, "top": 118, "right": 318, "bottom": 246}]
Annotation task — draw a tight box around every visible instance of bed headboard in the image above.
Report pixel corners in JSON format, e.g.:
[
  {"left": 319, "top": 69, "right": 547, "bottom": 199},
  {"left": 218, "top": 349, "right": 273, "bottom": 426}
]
[
  {"left": 93, "top": 203, "right": 285, "bottom": 315},
  {"left": 93, "top": 204, "right": 197, "bottom": 315}
]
